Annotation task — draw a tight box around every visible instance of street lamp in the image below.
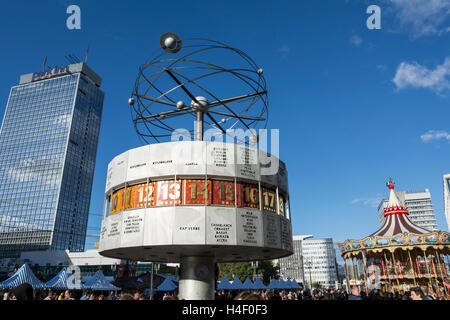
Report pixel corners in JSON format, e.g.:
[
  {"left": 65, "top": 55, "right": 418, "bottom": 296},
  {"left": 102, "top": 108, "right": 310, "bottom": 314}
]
[
  {"left": 304, "top": 258, "right": 313, "bottom": 290},
  {"left": 149, "top": 262, "right": 160, "bottom": 300},
  {"left": 251, "top": 261, "right": 259, "bottom": 281}
]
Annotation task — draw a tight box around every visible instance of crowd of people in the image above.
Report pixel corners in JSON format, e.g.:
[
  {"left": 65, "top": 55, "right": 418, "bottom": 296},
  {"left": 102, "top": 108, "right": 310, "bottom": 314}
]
[
  {"left": 219, "top": 286, "right": 449, "bottom": 300},
  {"left": 2, "top": 283, "right": 449, "bottom": 300},
  {"left": 1, "top": 284, "right": 148, "bottom": 301}
]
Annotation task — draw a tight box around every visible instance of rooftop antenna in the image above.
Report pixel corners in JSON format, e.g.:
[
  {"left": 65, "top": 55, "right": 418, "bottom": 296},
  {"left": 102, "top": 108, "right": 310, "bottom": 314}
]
[
  {"left": 42, "top": 56, "right": 47, "bottom": 72},
  {"left": 84, "top": 46, "right": 90, "bottom": 63}
]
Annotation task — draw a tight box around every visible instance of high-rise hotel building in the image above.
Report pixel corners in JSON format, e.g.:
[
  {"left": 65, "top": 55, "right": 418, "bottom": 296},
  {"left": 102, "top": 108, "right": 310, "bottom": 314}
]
[
  {"left": 378, "top": 189, "right": 438, "bottom": 232},
  {"left": 278, "top": 235, "right": 339, "bottom": 288},
  {"left": 0, "top": 63, "right": 104, "bottom": 258},
  {"left": 444, "top": 174, "right": 450, "bottom": 232}
]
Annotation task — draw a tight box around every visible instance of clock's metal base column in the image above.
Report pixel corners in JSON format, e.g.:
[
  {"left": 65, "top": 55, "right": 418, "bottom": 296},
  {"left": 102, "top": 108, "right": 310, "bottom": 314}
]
[{"left": 178, "top": 256, "right": 215, "bottom": 300}]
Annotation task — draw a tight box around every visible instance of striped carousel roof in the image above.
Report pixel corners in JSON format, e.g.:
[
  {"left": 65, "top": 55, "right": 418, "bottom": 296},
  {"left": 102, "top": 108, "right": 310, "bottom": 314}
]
[{"left": 370, "top": 179, "right": 430, "bottom": 237}]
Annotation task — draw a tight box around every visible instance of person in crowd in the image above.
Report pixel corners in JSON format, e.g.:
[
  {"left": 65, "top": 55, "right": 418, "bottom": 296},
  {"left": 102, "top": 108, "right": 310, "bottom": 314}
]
[
  {"left": 360, "top": 290, "right": 367, "bottom": 300},
  {"left": 216, "top": 290, "right": 226, "bottom": 300},
  {"left": 137, "top": 293, "right": 146, "bottom": 300},
  {"left": 12, "top": 283, "right": 33, "bottom": 300},
  {"left": 401, "top": 291, "right": 410, "bottom": 300},
  {"left": 44, "top": 290, "right": 56, "bottom": 300},
  {"left": 286, "top": 291, "right": 293, "bottom": 300},
  {"left": 106, "top": 291, "right": 117, "bottom": 300},
  {"left": 347, "top": 287, "right": 362, "bottom": 300},
  {"left": 270, "top": 290, "right": 282, "bottom": 300},
  {"left": 64, "top": 290, "right": 75, "bottom": 300},
  {"left": 410, "top": 287, "right": 425, "bottom": 301},
  {"left": 80, "top": 290, "right": 90, "bottom": 301},
  {"left": 234, "top": 291, "right": 262, "bottom": 300},
  {"left": 3, "top": 291, "right": 11, "bottom": 300},
  {"left": 322, "top": 292, "right": 332, "bottom": 300},
  {"left": 119, "top": 294, "right": 135, "bottom": 300},
  {"left": 302, "top": 290, "right": 312, "bottom": 300}
]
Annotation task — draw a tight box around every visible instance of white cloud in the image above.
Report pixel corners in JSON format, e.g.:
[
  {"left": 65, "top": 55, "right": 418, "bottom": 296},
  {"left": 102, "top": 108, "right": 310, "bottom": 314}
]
[
  {"left": 393, "top": 56, "right": 450, "bottom": 93},
  {"left": 351, "top": 197, "right": 383, "bottom": 208},
  {"left": 53, "top": 114, "right": 71, "bottom": 127},
  {"left": 5, "top": 156, "right": 63, "bottom": 186},
  {"left": 0, "top": 213, "right": 41, "bottom": 231},
  {"left": 349, "top": 35, "right": 363, "bottom": 47},
  {"left": 388, "top": 0, "right": 450, "bottom": 38},
  {"left": 277, "top": 45, "right": 290, "bottom": 60},
  {"left": 421, "top": 130, "right": 450, "bottom": 143},
  {"left": 377, "top": 64, "right": 388, "bottom": 72}
]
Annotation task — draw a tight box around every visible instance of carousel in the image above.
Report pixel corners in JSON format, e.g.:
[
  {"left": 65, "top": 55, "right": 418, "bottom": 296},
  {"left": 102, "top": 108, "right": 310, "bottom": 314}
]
[{"left": 338, "top": 179, "right": 450, "bottom": 296}]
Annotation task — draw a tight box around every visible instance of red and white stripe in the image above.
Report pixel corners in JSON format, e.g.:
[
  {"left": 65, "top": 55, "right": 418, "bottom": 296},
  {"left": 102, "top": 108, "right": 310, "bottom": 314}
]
[{"left": 370, "top": 188, "right": 430, "bottom": 237}]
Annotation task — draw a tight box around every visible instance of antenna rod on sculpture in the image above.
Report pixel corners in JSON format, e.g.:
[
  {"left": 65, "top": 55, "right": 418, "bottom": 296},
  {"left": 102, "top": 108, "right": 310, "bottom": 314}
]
[{"left": 195, "top": 113, "right": 203, "bottom": 141}]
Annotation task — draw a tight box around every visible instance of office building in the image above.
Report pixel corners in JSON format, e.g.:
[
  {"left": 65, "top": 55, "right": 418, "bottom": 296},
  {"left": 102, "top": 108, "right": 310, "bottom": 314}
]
[
  {"left": 278, "top": 235, "right": 313, "bottom": 284},
  {"left": 302, "top": 238, "right": 339, "bottom": 288},
  {"left": 378, "top": 189, "right": 438, "bottom": 232},
  {"left": 279, "top": 236, "right": 339, "bottom": 288},
  {"left": 0, "top": 62, "right": 104, "bottom": 258}
]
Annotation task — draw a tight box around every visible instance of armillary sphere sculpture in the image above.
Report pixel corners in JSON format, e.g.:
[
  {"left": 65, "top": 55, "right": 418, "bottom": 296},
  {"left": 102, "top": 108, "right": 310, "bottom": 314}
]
[{"left": 128, "top": 32, "right": 268, "bottom": 144}]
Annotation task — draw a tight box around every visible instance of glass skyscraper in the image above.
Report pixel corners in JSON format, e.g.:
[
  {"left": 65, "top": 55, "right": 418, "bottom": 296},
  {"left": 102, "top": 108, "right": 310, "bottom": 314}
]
[{"left": 0, "top": 62, "right": 104, "bottom": 258}]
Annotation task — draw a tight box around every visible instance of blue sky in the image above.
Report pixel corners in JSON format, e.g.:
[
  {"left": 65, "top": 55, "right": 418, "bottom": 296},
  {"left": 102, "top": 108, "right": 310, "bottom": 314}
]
[{"left": 0, "top": 0, "right": 449, "bottom": 253}]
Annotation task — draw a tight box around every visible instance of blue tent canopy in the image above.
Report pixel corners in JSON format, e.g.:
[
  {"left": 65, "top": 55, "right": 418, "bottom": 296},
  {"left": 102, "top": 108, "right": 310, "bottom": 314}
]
[
  {"left": 44, "top": 268, "right": 69, "bottom": 290},
  {"left": 217, "top": 276, "right": 233, "bottom": 290},
  {"left": 241, "top": 277, "right": 254, "bottom": 290},
  {"left": 290, "top": 279, "right": 301, "bottom": 289},
  {"left": 155, "top": 278, "right": 177, "bottom": 292},
  {"left": 230, "top": 276, "right": 243, "bottom": 290},
  {"left": 252, "top": 277, "right": 267, "bottom": 290},
  {"left": 156, "top": 274, "right": 178, "bottom": 282},
  {"left": 0, "top": 264, "right": 44, "bottom": 289},
  {"left": 267, "top": 279, "right": 281, "bottom": 290},
  {"left": 281, "top": 279, "right": 292, "bottom": 289},
  {"left": 82, "top": 271, "right": 119, "bottom": 291}
]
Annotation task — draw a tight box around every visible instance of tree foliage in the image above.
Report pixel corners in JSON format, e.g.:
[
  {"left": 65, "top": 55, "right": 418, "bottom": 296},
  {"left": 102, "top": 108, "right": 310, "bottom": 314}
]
[
  {"left": 311, "top": 281, "right": 323, "bottom": 289},
  {"left": 217, "top": 261, "right": 279, "bottom": 285}
]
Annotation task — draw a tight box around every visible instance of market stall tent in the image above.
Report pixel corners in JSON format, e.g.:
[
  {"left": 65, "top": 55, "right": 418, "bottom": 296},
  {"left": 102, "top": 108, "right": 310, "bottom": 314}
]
[
  {"left": 155, "top": 278, "right": 178, "bottom": 292},
  {"left": 252, "top": 277, "right": 267, "bottom": 290},
  {"left": 241, "top": 277, "right": 254, "bottom": 290},
  {"left": 0, "top": 264, "right": 44, "bottom": 289},
  {"left": 267, "top": 279, "right": 281, "bottom": 290},
  {"left": 230, "top": 276, "right": 243, "bottom": 290},
  {"left": 217, "top": 276, "right": 233, "bottom": 290},
  {"left": 82, "top": 270, "right": 120, "bottom": 291},
  {"left": 43, "top": 268, "right": 69, "bottom": 290}
]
